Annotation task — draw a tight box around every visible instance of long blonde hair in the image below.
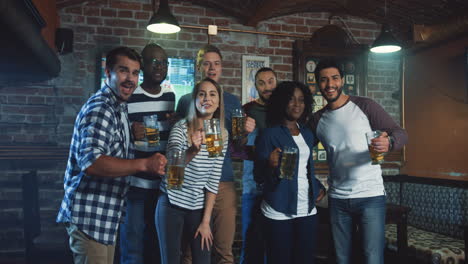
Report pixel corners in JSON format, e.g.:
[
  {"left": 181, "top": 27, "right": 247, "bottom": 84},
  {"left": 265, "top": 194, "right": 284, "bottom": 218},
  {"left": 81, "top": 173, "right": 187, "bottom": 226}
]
[{"left": 186, "top": 78, "right": 227, "bottom": 144}]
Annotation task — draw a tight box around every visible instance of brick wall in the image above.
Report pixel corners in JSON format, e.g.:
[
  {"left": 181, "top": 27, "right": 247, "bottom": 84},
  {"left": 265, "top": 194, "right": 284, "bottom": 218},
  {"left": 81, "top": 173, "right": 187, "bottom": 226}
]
[{"left": 0, "top": 0, "right": 402, "bottom": 257}]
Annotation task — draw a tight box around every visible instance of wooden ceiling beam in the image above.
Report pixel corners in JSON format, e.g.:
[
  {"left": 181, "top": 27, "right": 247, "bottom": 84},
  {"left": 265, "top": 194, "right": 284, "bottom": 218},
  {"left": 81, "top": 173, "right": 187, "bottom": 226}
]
[{"left": 245, "top": 0, "right": 283, "bottom": 27}]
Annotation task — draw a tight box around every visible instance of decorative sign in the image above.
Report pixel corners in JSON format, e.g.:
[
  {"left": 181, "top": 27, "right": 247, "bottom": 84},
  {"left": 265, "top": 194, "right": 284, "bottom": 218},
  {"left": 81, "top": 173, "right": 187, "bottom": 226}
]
[{"left": 242, "top": 55, "right": 270, "bottom": 104}]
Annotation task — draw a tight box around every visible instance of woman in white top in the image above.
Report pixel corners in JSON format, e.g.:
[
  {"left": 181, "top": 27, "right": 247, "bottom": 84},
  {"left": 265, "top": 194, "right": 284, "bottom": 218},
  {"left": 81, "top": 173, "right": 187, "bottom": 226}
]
[
  {"left": 255, "top": 81, "right": 325, "bottom": 264},
  {"left": 156, "top": 78, "right": 228, "bottom": 264}
]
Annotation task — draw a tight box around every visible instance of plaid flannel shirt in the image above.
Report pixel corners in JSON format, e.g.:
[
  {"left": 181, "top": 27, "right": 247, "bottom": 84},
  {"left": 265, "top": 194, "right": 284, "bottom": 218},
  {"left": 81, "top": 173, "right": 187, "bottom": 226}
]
[{"left": 57, "top": 85, "right": 133, "bottom": 245}]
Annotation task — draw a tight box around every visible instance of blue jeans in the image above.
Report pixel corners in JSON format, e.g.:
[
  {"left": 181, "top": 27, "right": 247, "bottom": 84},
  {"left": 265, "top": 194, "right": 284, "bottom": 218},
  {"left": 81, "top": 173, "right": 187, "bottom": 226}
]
[
  {"left": 329, "top": 195, "right": 386, "bottom": 264},
  {"left": 120, "top": 187, "right": 160, "bottom": 264},
  {"left": 240, "top": 193, "right": 266, "bottom": 264},
  {"left": 263, "top": 214, "right": 318, "bottom": 264},
  {"left": 155, "top": 193, "right": 211, "bottom": 264}
]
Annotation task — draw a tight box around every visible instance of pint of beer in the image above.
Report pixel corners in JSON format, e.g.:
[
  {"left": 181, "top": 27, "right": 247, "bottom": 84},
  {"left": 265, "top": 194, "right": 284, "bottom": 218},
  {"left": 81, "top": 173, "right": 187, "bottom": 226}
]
[
  {"left": 365, "top": 130, "right": 385, "bottom": 165},
  {"left": 231, "top": 109, "right": 245, "bottom": 140},
  {"left": 203, "top": 118, "right": 224, "bottom": 158},
  {"left": 166, "top": 150, "right": 185, "bottom": 189},
  {"left": 279, "top": 146, "right": 298, "bottom": 180},
  {"left": 143, "top": 115, "right": 160, "bottom": 147}
]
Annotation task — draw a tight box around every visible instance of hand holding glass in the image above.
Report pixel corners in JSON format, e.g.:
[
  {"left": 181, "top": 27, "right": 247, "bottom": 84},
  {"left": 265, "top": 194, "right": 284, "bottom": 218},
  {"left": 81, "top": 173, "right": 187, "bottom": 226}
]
[
  {"left": 279, "top": 146, "right": 298, "bottom": 180},
  {"left": 365, "top": 130, "right": 385, "bottom": 165},
  {"left": 166, "top": 150, "right": 185, "bottom": 190},
  {"left": 143, "top": 115, "right": 160, "bottom": 147},
  {"left": 231, "top": 109, "right": 245, "bottom": 140},
  {"left": 203, "top": 118, "right": 223, "bottom": 158}
]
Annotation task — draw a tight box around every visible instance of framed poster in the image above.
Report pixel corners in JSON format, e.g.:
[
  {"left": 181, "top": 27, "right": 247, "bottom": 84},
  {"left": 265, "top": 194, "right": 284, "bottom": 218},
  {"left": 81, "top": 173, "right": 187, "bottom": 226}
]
[{"left": 242, "top": 55, "right": 270, "bottom": 104}]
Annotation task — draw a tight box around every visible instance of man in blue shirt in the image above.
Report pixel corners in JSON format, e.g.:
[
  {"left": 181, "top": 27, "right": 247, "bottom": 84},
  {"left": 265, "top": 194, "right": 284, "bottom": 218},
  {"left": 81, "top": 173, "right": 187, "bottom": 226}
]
[
  {"left": 57, "top": 46, "right": 167, "bottom": 264},
  {"left": 240, "top": 67, "right": 277, "bottom": 264}
]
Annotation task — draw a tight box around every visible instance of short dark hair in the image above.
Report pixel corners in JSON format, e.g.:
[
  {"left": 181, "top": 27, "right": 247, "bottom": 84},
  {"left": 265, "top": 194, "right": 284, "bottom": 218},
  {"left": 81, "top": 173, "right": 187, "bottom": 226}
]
[
  {"left": 196, "top": 44, "right": 222, "bottom": 67},
  {"left": 141, "top": 43, "right": 166, "bottom": 60},
  {"left": 266, "top": 81, "right": 313, "bottom": 127},
  {"left": 314, "top": 58, "right": 343, "bottom": 83},
  {"left": 106, "top": 46, "right": 142, "bottom": 71},
  {"left": 255, "top": 67, "right": 277, "bottom": 82}
]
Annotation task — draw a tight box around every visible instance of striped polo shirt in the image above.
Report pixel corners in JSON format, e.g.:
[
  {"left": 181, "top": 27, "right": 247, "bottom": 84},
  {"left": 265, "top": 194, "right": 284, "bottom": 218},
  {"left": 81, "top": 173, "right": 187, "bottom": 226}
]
[
  {"left": 127, "top": 84, "right": 175, "bottom": 189},
  {"left": 161, "top": 119, "right": 227, "bottom": 210}
]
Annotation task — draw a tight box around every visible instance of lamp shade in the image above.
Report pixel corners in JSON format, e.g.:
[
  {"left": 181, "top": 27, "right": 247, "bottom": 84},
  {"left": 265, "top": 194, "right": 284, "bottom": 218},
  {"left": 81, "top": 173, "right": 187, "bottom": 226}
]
[
  {"left": 370, "top": 24, "right": 401, "bottom": 53},
  {"left": 147, "top": 0, "right": 180, "bottom": 34}
]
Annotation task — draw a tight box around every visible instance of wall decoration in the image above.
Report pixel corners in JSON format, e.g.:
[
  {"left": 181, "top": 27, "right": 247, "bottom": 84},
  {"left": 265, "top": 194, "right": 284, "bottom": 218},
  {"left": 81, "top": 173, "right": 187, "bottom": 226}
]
[
  {"left": 345, "top": 61, "right": 355, "bottom": 73},
  {"left": 345, "top": 74, "right": 355, "bottom": 85},
  {"left": 318, "top": 150, "right": 327, "bottom": 161},
  {"left": 293, "top": 40, "right": 368, "bottom": 163},
  {"left": 308, "top": 85, "right": 317, "bottom": 95},
  {"left": 242, "top": 55, "right": 270, "bottom": 104},
  {"left": 306, "top": 60, "right": 316, "bottom": 72},
  {"left": 307, "top": 73, "right": 316, "bottom": 83}
]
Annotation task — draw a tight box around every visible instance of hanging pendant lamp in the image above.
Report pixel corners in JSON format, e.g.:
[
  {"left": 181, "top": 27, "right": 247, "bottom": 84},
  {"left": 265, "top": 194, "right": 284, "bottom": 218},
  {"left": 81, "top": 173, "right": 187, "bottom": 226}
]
[
  {"left": 147, "top": 0, "right": 181, "bottom": 34},
  {"left": 370, "top": 24, "right": 401, "bottom": 53},
  {"left": 370, "top": 0, "right": 401, "bottom": 53}
]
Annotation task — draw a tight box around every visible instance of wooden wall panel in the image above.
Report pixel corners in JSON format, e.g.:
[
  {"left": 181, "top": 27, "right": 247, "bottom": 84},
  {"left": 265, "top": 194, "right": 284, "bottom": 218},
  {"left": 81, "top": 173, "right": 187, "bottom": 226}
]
[{"left": 401, "top": 35, "right": 468, "bottom": 181}]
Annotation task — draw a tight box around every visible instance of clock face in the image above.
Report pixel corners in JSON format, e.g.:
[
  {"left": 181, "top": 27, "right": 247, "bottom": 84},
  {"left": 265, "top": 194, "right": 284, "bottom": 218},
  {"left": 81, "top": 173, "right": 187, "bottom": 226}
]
[{"left": 306, "top": 60, "right": 316, "bottom": 72}]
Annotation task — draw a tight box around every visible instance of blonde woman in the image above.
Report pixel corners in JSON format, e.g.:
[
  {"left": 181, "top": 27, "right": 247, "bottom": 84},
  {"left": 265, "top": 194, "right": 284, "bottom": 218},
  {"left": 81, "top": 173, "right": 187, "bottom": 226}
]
[{"left": 156, "top": 77, "right": 228, "bottom": 264}]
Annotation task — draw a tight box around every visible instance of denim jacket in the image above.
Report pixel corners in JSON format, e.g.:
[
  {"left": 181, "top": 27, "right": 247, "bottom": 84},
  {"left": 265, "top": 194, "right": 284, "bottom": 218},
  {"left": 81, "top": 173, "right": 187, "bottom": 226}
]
[{"left": 254, "top": 124, "right": 324, "bottom": 215}]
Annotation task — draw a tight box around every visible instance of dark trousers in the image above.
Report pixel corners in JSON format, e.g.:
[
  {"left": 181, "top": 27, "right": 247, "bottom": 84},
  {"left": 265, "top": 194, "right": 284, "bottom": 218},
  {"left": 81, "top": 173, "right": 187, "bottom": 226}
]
[
  {"left": 263, "top": 214, "right": 318, "bottom": 264},
  {"left": 241, "top": 193, "right": 266, "bottom": 264},
  {"left": 120, "top": 187, "right": 160, "bottom": 264},
  {"left": 155, "top": 193, "right": 211, "bottom": 264}
]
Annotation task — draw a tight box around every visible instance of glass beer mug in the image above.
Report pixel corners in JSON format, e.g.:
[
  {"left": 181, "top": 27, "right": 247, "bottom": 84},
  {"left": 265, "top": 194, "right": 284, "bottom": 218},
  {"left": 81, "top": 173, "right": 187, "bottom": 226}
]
[
  {"left": 166, "top": 149, "right": 185, "bottom": 190},
  {"left": 279, "top": 146, "right": 298, "bottom": 180},
  {"left": 365, "top": 130, "right": 385, "bottom": 165},
  {"left": 231, "top": 108, "right": 245, "bottom": 140},
  {"left": 143, "top": 114, "right": 160, "bottom": 147},
  {"left": 203, "top": 118, "right": 224, "bottom": 158}
]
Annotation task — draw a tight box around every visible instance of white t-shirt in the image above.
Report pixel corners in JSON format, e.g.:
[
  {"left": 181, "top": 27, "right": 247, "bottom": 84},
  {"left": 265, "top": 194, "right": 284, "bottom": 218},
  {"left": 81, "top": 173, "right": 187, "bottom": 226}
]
[{"left": 261, "top": 132, "right": 317, "bottom": 220}]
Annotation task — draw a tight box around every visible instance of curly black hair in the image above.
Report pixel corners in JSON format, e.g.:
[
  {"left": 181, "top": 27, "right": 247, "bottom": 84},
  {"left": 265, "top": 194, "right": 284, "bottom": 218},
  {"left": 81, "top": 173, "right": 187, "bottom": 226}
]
[{"left": 266, "top": 81, "right": 313, "bottom": 127}]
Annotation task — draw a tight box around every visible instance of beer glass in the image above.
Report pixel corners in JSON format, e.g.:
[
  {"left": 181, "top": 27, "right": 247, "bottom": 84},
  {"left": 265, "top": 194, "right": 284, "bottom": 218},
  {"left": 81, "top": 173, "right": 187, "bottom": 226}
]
[
  {"left": 231, "top": 109, "right": 245, "bottom": 140},
  {"left": 366, "top": 130, "right": 385, "bottom": 165},
  {"left": 279, "top": 146, "right": 298, "bottom": 180},
  {"left": 166, "top": 149, "right": 185, "bottom": 190},
  {"left": 143, "top": 114, "right": 160, "bottom": 147},
  {"left": 203, "top": 118, "right": 224, "bottom": 158}
]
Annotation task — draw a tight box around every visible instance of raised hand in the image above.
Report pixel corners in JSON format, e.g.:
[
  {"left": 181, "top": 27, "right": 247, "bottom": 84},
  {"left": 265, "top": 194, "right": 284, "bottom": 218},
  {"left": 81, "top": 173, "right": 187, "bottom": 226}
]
[
  {"left": 244, "top": 117, "right": 256, "bottom": 134},
  {"left": 146, "top": 153, "right": 167, "bottom": 176},
  {"left": 268, "top": 147, "right": 282, "bottom": 168},
  {"left": 371, "top": 131, "right": 390, "bottom": 153},
  {"left": 190, "top": 129, "right": 204, "bottom": 152},
  {"left": 131, "top": 122, "right": 145, "bottom": 140}
]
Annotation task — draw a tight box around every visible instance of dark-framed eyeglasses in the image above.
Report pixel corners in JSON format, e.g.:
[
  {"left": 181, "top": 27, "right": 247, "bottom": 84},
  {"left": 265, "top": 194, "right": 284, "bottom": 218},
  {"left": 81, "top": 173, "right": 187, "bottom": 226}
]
[{"left": 149, "top": 59, "right": 169, "bottom": 67}]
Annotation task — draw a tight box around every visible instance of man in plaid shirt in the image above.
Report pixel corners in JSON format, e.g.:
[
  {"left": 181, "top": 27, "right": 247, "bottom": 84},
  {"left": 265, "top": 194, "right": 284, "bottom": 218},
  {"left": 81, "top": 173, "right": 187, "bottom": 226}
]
[{"left": 57, "top": 46, "right": 167, "bottom": 264}]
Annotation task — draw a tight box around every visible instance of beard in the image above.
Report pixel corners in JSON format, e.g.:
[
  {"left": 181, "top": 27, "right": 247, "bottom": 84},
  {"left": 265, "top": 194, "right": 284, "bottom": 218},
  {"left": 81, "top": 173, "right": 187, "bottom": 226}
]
[
  {"left": 258, "top": 90, "right": 274, "bottom": 104},
  {"left": 323, "top": 85, "right": 343, "bottom": 103}
]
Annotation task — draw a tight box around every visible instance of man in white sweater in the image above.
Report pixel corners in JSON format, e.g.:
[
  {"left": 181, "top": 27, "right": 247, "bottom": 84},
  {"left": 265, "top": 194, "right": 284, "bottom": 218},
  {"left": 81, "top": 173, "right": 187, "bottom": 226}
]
[{"left": 308, "top": 58, "right": 408, "bottom": 264}]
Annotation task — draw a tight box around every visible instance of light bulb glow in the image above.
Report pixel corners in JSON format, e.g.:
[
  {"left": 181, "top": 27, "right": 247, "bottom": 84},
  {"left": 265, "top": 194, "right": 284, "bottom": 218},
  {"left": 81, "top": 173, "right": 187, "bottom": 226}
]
[
  {"left": 147, "top": 23, "right": 181, "bottom": 34},
  {"left": 370, "top": 45, "right": 401, "bottom": 53}
]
